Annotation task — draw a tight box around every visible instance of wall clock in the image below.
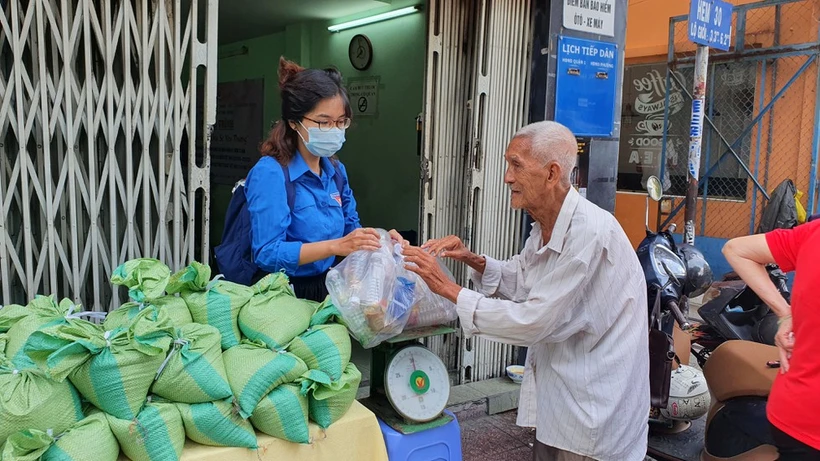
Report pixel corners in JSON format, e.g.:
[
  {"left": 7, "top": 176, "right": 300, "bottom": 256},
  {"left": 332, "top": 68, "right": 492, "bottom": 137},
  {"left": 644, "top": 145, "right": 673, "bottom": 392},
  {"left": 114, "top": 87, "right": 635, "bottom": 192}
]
[{"left": 349, "top": 34, "right": 373, "bottom": 71}]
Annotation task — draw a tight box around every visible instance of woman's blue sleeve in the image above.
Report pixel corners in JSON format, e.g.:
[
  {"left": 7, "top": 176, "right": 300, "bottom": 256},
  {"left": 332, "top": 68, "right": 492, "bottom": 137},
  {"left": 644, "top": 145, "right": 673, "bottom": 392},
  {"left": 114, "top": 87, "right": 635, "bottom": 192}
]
[
  {"left": 245, "top": 157, "right": 302, "bottom": 274},
  {"left": 337, "top": 161, "right": 362, "bottom": 234}
]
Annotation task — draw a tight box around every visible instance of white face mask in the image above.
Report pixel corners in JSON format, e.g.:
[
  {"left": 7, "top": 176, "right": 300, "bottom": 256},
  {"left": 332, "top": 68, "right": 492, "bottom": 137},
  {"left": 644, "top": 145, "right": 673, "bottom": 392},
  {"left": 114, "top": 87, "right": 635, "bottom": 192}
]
[{"left": 298, "top": 122, "right": 346, "bottom": 158}]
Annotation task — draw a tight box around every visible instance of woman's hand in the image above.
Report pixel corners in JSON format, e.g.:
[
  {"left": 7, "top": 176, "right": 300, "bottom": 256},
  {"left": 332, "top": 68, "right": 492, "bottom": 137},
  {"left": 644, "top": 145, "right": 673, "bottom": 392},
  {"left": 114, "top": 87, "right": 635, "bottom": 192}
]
[
  {"left": 774, "top": 315, "right": 795, "bottom": 374},
  {"left": 333, "top": 228, "right": 381, "bottom": 257},
  {"left": 402, "top": 246, "right": 462, "bottom": 303},
  {"left": 388, "top": 229, "right": 407, "bottom": 247}
]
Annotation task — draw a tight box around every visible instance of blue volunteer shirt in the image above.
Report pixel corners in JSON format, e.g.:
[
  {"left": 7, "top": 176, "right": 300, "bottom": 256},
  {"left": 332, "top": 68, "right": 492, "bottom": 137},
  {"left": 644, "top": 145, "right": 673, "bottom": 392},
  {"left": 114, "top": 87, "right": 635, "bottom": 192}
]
[{"left": 245, "top": 154, "right": 361, "bottom": 277}]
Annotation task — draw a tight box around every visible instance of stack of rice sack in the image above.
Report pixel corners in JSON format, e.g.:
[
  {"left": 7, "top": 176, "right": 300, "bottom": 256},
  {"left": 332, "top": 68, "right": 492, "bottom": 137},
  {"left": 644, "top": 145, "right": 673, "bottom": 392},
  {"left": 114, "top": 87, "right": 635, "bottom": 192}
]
[
  {"left": 0, "top": 256, "right": 363, "bottom": 461},
  {"left": 173, "top": 265, "right": 362, "bottom": 445},
  {"left": 0, "top": 259, "right": 250, "bottom": 461},
  {"left": 0, "top": 297, "right": 118, "bottom": 461},
  {"left": 127, "top": 260, "right": 361, "bottom": 446},
  {"left": 104, "top": 259, "right": 256, "bottom": 459}
]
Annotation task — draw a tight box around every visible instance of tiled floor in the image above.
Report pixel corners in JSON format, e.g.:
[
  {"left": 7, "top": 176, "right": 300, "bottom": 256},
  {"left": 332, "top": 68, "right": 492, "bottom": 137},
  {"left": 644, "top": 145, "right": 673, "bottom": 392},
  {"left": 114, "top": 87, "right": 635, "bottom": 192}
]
[{"left": 460, "top": 410, "right": 535, "bottom": 461}]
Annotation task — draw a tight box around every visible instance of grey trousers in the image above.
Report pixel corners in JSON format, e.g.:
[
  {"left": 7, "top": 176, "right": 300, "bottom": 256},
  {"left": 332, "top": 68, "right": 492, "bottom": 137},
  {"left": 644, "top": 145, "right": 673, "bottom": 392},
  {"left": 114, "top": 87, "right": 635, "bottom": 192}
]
[{"left": 533, "top": 439, "right": 596, "bottom": 461}]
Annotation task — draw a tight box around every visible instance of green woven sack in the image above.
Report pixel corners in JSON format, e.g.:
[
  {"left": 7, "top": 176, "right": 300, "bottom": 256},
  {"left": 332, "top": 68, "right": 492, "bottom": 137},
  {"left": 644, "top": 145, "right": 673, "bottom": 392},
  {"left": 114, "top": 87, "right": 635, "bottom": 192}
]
[
  {"left": 0, "top": 429, "right": 52, "bottom": 461},
  {"left": 287, "top": 323, "right": 351, "bottom": 382},
  {"left": 250, "top": 383, "right": 310, "bottom": 444},
  {"left": 167, "top": 262, "right": 252, "bottom": 350},
  {"left": 0, "top": 334, "right": 6, "bottom": 358},
  {"left": 309, "top": 297, "right": 344, "bottom": 327},
  {"left": 222, "top": 340, "right": 308, "bottom": 418},
  {"left": 107, "top": 396, "right": 184, "bottom": 461},
  {"left": 5, "top": 296, "right": 77, "bottom": 371},
  {"left": 0, "top": 412, "right": 120, "bottom": 461},
  {"left": 238, "top": 273, "right": 314, "bottom": 351},
  {"left": 25, "top": 309, "right": 173, "bottom": 421},
  {"left": 151, "top": 323, "right": 232, "bottom": 403},
  {"left": 110, "top": 258, "right": 172, "bottom": 303},
  {"left": 46, "top": 412, "right": 119, "bottom": 461},
  {"left": 178, "top": 398, "right": 257, "bottom": 449},
  {"left": 104, "top": 296, "right": 193, "bottom": 331},
  {"left": 0, "top": 305, "right": 28, "bottom": 334},
  {"left": 303, "top": 363, "right": 362, "bottom": 429},
  {"left": 0, "top": 360, "right": 84, "bottom": 446}
]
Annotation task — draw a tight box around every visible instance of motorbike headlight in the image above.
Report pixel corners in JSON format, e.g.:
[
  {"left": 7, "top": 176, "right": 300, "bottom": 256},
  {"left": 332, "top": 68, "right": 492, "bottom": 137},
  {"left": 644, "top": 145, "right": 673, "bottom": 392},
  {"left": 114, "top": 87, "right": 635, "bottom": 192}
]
[
  {"left": 678, "top": 244, "right": 714, "bottom": 298},
  {"left": 653, "top": 246, "right": 687, "bottom": 283}
]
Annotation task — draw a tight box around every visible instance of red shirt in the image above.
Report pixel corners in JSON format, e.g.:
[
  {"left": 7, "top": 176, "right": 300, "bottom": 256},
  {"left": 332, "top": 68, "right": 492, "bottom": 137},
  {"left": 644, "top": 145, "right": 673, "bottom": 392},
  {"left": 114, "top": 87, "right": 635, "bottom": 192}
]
[{"left": 766, "top": 219, "right": 820, "bottom": 449}]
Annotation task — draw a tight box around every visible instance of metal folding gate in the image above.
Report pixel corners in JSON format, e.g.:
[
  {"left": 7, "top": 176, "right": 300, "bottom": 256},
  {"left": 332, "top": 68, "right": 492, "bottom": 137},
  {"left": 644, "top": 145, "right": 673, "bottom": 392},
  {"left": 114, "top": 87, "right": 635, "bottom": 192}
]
[
  {"left": 0, "top": 0, "right": 218, "bottom": 309},
  {"left": 659, "top": 0, "right": 820, "bottom": 236},
  {"left": 421, "top": 0, "right": 532, "bottom": 384}
]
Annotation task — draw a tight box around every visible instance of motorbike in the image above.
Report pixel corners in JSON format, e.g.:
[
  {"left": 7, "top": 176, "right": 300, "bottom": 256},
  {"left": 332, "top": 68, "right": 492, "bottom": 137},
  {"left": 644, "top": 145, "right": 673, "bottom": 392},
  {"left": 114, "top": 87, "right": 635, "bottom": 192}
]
[
  {"left": 637, "top": 177, "right": 714, "bottom": 452},
  {"left": 640, "top": 176, "right": 783, "bottom": 461},
  {"left": 689, "top": 266, "right": 788, "bottom": 367}
]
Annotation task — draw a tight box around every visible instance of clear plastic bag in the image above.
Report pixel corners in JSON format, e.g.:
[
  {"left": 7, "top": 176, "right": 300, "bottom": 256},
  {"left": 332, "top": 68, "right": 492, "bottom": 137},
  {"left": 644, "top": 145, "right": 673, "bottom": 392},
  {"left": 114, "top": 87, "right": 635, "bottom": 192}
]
[{"left": 326, "top": 229, "right": 458, "bottom": 348}]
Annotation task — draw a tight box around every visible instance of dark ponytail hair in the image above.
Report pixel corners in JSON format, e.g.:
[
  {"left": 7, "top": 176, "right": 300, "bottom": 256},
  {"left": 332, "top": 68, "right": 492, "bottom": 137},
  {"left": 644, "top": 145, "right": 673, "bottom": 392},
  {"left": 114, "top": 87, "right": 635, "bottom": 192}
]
[{"left": 259, "top": 57, "right": 352, "bottom": 165}]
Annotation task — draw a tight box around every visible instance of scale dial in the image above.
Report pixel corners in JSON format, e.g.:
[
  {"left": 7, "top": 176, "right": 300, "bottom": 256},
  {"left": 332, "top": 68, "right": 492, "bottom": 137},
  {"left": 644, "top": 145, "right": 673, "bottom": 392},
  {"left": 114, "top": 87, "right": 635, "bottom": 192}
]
[{"left": 384, "top": 345, "right": 450, "bottom": 423}]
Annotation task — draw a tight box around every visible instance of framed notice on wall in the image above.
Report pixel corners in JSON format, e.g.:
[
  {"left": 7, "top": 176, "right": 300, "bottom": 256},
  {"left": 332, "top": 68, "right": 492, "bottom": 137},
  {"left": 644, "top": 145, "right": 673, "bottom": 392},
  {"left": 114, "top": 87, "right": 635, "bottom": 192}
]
[
  {"left": 554, "top": 36, "right": 618, "bottom": 138},
  {"left": 347, "top": 76, "right": 380, "bottom": 117},
  {"left": 197, "top": 79, "right": 265, "bottom": 186}
]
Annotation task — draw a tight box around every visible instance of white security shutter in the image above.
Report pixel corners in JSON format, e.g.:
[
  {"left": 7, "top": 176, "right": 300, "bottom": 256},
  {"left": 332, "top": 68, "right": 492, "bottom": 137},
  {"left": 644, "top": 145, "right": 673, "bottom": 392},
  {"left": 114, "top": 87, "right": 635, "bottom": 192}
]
[
  {"left": 419, "top": 0, "right": 479, "bottom": 380},
  {"left": 463, "top": 0, "right": 532, "bottom": 382},
  {"left": 420, "top": 0, "right": 532, "bottom": 383},
  {"left": 0, "top": 0, "right": 218, "bottom": 309}
]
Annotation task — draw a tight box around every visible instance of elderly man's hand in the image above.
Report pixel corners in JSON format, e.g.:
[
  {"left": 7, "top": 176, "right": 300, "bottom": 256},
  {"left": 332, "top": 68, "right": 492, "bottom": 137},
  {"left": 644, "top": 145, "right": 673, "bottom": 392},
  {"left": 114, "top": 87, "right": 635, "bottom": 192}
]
[
  {"left": 422, "top": 235, "right": 487, "bottom": 274},
  {"left": 421, "top": 235, "right": 471, "bottom": 261},
  {"left": 402, "top": 246, "right": 462, "bottom": 303}
]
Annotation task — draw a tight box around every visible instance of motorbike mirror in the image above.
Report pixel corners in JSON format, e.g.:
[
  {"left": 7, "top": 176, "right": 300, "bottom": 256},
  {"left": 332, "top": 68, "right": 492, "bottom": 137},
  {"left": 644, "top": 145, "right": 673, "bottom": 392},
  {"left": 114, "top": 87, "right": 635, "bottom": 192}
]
[
  {"left": 646, "top": 176, "right": 663, "bottom": 202},
  {"left": 661, "top": 260, "right": 682, "bottom": 287}
]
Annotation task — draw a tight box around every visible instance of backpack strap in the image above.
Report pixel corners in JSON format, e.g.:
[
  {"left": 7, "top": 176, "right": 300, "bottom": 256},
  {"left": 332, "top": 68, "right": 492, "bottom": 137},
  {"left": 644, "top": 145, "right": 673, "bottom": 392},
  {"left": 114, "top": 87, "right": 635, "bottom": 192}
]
[
  {"left": 280, "top": 163, "right": 296, "bottom": 210},
  {"left": 233, "top": 163, "right": 295, "bottom": 209},
  {"left": 331, "top": 162, "right": 345, "bottom": 198}
]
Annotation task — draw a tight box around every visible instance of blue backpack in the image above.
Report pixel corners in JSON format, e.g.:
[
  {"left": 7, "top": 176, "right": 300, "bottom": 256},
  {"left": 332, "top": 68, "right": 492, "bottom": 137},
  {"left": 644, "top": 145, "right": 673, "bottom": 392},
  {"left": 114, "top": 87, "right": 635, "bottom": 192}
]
[{"left": 214, "top": 161, "right": 345, "bottom": 286}]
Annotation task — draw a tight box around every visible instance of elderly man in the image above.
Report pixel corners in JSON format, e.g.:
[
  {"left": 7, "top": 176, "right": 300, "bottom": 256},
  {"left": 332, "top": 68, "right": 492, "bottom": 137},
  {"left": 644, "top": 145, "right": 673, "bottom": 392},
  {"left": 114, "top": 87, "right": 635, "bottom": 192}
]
[{"left": 403, "top": 121, "right": 649, "bottom": 461}]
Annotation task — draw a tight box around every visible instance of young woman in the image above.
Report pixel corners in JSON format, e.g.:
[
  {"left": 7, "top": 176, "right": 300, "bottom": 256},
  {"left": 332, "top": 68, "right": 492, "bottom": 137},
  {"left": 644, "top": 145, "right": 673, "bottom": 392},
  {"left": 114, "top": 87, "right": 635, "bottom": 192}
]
[{"left": 244, "top": 57, "right": 382, "bottom": 302}]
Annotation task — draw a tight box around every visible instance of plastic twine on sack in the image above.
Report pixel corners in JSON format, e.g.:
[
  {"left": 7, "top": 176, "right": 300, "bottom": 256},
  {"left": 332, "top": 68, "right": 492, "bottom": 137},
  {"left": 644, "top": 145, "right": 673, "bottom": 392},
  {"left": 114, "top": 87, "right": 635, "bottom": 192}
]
[
  {"left": 46, "top": 428, "right": 64, "bottom": 442},
  {"left": 154, "top": 339, "right": 189, "bottom": 381},
  {"left": 128, "top": 399, "right": 150, "bottom": 445},
  {"left": 104, "top": 330, "right": 113, "bottom": 348},
  {"left": 65, "top": 310, "right": 107, "bottom": 321},
  {"left": 205, "top": 275, "right": 225, "bottom": 292}
]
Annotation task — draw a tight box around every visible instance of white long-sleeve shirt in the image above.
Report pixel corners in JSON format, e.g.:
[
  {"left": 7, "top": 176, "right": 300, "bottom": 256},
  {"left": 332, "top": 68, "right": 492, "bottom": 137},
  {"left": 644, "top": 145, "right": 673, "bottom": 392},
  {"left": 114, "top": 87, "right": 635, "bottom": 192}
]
[{"left": 456, "top": 187, "right": 650, "bottom": 461}]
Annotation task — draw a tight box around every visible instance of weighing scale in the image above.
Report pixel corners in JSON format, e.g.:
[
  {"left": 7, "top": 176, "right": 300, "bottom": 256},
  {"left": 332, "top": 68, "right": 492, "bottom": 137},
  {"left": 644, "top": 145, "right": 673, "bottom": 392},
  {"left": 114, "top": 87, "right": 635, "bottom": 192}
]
[{"left": 361, "top": 325, "right": 456, "bottom": 434}]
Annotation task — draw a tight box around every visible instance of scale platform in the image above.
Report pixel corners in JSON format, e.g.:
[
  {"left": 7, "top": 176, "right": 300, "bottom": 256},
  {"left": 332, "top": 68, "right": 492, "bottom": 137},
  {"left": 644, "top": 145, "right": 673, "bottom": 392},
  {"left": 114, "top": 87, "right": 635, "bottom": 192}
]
[{"left": 360, "top": 325, "right": 457, "bottom": 435}]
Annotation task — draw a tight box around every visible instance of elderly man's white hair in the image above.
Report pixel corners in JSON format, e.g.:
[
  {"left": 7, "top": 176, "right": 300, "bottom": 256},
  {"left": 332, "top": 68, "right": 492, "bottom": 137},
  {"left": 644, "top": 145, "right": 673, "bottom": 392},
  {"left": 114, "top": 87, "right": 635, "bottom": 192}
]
[{"left": 513, "top": 121, "right": 577, "bottom": 186}]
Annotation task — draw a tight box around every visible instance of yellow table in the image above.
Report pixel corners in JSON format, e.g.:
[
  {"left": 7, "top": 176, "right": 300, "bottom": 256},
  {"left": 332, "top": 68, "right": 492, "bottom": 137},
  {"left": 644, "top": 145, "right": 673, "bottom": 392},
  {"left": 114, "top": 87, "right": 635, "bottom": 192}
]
[
  {"left": 117, "top": 401, "right": 388, "bottom": 461},
  {"left": 180, "top": 401, "right": 388, "bottom": 461}
]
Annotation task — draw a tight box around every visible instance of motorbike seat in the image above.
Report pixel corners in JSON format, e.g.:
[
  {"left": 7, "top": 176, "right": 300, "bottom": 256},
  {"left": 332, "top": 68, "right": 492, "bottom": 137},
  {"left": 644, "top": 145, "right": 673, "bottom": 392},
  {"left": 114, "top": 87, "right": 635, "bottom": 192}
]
[{"left": 704, "top": 341, "right": 779, "bottom": 402}]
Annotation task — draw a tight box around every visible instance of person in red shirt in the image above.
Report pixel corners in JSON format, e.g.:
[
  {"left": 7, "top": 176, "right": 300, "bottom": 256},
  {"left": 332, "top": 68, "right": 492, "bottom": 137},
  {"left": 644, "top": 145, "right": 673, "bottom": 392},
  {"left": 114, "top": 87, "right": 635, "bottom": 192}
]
[{"left": 723, "top": 219, "right": 820, "bottom": 459}]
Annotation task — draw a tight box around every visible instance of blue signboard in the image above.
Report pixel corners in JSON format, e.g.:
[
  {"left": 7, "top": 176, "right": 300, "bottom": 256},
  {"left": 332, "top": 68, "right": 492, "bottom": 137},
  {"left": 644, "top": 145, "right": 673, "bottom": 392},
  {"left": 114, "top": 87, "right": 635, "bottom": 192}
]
[
  {"left": 688, "top": 0, "right": 732, "bottom": 51},
  {"left": 555, "top": 36, "right": 618, "bottom": 138}
]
